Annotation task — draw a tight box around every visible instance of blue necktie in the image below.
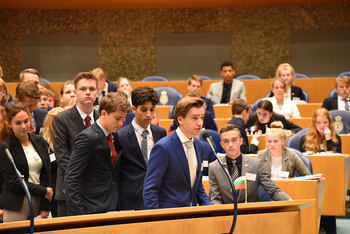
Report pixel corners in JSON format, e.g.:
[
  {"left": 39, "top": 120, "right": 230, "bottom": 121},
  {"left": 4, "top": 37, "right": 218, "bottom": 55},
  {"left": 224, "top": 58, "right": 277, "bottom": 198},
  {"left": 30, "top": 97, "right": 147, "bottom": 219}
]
[{"left": 344, "top": 99, "right": 349, "bottom": 111}]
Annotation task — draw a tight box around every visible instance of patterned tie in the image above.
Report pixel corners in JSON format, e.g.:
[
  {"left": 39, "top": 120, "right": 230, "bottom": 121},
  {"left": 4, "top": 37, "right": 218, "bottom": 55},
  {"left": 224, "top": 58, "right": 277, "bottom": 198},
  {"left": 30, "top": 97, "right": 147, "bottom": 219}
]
[
  {"left": 185, "top": 141, "right": 197, "bottom": 188},
  {"left": 231, "top": 159, "right": 240, "bottom": 197},
  {"left": 85, "top": 116, "right": 91, "bottom": 128},
  {"left": 141, "top": 130, "right": 148, "bottom": 165},
  {"left": 344, "top": 99, "right": 349, "bottom": 111},
  {"left": 29, "top": 125, "right": 35, "bottom": 134},
  {"left": 107, "top": 134, "right": 117, "bottom": 165}
]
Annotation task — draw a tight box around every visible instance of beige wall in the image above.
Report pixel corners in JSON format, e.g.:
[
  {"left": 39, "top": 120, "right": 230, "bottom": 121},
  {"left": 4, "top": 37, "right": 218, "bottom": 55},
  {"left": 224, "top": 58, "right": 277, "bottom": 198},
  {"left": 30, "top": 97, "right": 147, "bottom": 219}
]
[{"left": 0, "top": 3, "right": 349, "bottom": 82}]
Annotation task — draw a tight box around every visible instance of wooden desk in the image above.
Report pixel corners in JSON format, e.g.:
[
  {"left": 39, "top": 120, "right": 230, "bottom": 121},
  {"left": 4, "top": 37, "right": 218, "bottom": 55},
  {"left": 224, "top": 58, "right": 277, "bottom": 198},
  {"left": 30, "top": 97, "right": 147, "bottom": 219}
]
[
  {"left": 0, "top": 200, "right": 314, "bottom": 234},
  {"left": 203, "top": 179, "right": 324, "bottom": 234},
  {"left": 159, "top": 119, "right": 173, "bottom": 132},
  {"left": 306, "top": 155, "right": 350, "bottom": 216},
  {"left": 155, "top": 105, "right": 172, "bottom": 119}
]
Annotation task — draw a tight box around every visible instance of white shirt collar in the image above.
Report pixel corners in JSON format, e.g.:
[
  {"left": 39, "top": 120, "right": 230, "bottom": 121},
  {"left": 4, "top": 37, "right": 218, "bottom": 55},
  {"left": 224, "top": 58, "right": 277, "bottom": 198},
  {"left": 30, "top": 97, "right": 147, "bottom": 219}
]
[
  {"left": 96, "top": 119, "right": 110, "bottom": 137},
  {"left": 176, "top": 128, "right": 193, "bottom": 143},
  {"left": 76, "top": 104, "right": 94, "bottom": 124},
  {"left": 132, "top": 119, "right": 151, "bottom": 135}
]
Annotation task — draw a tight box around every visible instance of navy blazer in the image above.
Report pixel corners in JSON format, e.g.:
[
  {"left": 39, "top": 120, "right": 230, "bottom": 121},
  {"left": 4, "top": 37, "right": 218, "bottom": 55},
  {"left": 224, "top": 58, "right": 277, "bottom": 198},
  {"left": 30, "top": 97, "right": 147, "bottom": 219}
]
[
  {"left": 322, "top": 97, "right": 338, "bottom": 111},
  {"left": 65, "top": 123, "right": 122, "bottom": 215},
  {"left": 33, "top": 108, "right": 48, "bottom": 134},
  {"left": 143, "top": 131, "right": 211, "bottom": 209},
  {"left": 168, "top": 110, "right": 217, "bottom": 132},
  {"left": 118, "top": 123, "right": 167, "bottom": 210},
  {"left": 52, "top": 105, "right": 99, "bottom": 200},
  {"left": 93, "top": 80, "right": 118, "bottom": 106},
  {"left": 202, "top": 96, "right": 215, "bottom": 118},
  {"left": 228, "top": 116, "right": 258, "bottom": 154},
  {"left": 0, "top": 134, "right": 51, "bottom": 211}
]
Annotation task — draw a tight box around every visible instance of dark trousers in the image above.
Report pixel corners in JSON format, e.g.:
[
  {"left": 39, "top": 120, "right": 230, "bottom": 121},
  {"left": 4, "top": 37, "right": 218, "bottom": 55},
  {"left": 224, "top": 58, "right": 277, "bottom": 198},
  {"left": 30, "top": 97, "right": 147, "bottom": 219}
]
[
  {"left": 57, "top": 200, "right": 68, "bottom": 217},
  {"left": 321, "top": 216, "right": 337, "bottom": 234}
]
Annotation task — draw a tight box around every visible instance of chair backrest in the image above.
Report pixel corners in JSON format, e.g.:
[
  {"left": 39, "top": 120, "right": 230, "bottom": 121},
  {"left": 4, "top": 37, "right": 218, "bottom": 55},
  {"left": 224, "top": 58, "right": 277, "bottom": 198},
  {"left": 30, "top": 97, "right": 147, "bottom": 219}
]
[
  {"left": 153, "top": 86, "right": 184, "bottom": 106},
  {"left": 198, "top": 129, "right": 223, "bottom": 153},
  {"left": 168, "top": 106, "right": 175, "bottom": 119},
  {"left": 40, "top": 77, "right": 51, "bottom": 83},
  {"left": 329, "top": 110, "right": 350, "bottom": 134},
  {"left": 235, "top": 74, "right": 261, "bottom": 80},
  {"left": 302, "top": 90, "right": 309, "bottom": 103},
  {"left": 328, "top": 88, "right": 338, "bottom": 98},
  {"left": 295, "top": 73, "right": 310, "bottom": 78},
  {"left": 336, "top": 71, "right": 350, "bottom": 77},
  {"left": 251, "top": 98, "right": 264, "bottom": 113},
  {"left": 285, "top": 128, "right": 309, "bottom": 150},
  {"left": 185, "top": 75, "right": 213, "bottom": 81},
  {"left": 141, "top": 76, "right": 169, "bottom": 81},
  {"left": 286, "top": 148, "right": 313, "bottom": 175}
]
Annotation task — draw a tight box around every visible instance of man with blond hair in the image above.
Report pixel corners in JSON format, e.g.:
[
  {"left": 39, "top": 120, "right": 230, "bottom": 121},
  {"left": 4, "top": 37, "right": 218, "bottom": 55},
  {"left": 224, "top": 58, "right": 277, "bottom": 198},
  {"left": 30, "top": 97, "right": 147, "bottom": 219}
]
[
  {"left": 322, "top": 76, "right": 350, "bottom": 111},
  {"left": 92, "top": 67, "right": 117, "bottom": 106},
  {"left": 20, "top": 68, "right": 41, "bottom": 84}
]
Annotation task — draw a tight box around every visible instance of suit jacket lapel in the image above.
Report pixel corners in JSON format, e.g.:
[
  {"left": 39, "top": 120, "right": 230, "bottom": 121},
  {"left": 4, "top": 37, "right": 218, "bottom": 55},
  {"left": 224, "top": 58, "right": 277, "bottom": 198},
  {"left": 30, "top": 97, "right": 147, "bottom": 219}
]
[
  {"left": 92, "top": 124, "right": 112, "bottom": 167},
  {"left": 151, "top": 125, "right": 162, "bottom": 143},
  {"left": 171, "top": 133, "right": 191, "bottom": 186},
  {"left": 70, "top": 106, "right": 85, "bottom": 132},
  {"left": 127, "top": 124, "right": 147, "bottom": 168},
  {"left": 29, "top": 134, "right": 49, "bottom": 173},
  {"left": 113, "top": 132, "right": 123, "bottom": 168},
  {"left": 12, "top": 136, "right": 29, "bottom": 178}
]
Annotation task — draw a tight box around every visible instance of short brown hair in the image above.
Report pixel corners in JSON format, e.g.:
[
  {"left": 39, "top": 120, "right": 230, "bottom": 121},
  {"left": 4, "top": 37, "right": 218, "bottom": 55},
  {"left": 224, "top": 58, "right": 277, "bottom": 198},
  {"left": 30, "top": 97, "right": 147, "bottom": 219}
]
[
  {"left": 335, "top": 76, "right": 350, "bottom": 88},
  {"left": 99, "top": 91, "right": 132, "bottom": 115},
  {"left": 131, "top": 86, "right": 159, "bottom": 108},
  {"left": 42, "top": 83, "right": 60, "bottom": 107},
  {"left": 186, "top": 91, "right": 201, "bottom": 98},
  {"left": 20, "top": 68, "right": 41, "bottom": 82},
  {"left": 219, "top": 124, "right": 241, "bottom": 138},
  {"left": 16, "top": 80, "right": 41, "bottom": 101},
  {"left": 91, "top": 67, "right": 106, "bottom": 81},
  {"left": 174, "top": 96, "right": 206, "bottom": 126},
  {"left": 61, "top": 80, "right": 75, "bottom": 95},
  {"left": 231, "top": 99, "right": 251, "bottom": 115},
  {"left": 38, "top": 85, "right": 52, "bottom": 97},
  {"left": 188, "top": 75, "right": 203, "bottom": 86},
  {"left": 73, "top": 72, "right": 98, "bottom": 90}
]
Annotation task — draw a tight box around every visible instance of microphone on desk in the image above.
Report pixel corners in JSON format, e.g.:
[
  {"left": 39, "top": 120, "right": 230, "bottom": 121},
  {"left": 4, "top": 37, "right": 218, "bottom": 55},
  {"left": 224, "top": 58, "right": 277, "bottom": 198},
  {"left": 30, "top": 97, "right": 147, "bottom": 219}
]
[
  {"left": 1, "top": 143, "right": 34, "bottom": 234},
  {"left": 202, "top": 132, "right": 238, "bottom": 234}
]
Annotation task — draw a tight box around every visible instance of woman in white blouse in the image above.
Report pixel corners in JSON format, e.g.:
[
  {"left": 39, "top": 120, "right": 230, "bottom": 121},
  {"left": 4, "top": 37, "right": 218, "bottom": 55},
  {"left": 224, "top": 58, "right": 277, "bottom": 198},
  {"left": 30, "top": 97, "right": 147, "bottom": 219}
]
[
  {"left": 264, "top": 77, "right": 301, "bottom": 118},
  {"left": 0, "top": 103, "right": 53, "bottom": 222}
]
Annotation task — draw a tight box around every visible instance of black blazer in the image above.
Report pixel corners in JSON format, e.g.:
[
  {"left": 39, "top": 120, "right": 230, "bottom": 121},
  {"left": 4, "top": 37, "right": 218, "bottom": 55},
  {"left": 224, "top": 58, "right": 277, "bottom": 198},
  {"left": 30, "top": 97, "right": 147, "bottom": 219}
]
[
  {"left": 118, "top": 123, "right": 167, "bottom": 210},
  {"left": 322, "top": 97, "right": 338, "bottom": 111},
  {"left": 0, "top": 134, "right": 51, "bottom": 211},
  {"left": 202, "top": 96, "right": 215, "bottom": 118},
  {"left": 52, "top": 105, "right": 99, "bottom": 200},
  {"left": 269, "top": 85, "right": 305, "bottom": 101},
  {"left": 246, "top": 113, "right": 302, "bottom": 134},
  {"left": 33, "top": 108, "right": 48, "bottom": 134},
  {"left": 65, "top": 123, "right": 123, "bottom": 215},
  {"left": 228, "top": 116, "right": 258, "bottom": 154}
]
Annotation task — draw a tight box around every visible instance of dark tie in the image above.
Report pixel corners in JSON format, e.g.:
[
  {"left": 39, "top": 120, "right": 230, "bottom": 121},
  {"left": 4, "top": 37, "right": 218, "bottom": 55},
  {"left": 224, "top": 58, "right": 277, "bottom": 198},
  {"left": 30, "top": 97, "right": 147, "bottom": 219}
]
[
  {"left": 85, "top": 116, "right": 91, "bottom": 128},
  {"left": 107, "top": 134, "right": 117, "bottom": 165},
  {"left": 102, "top": 91, "right": 106, "bottom": 97},
  {"left": 231, "top": 159, "right": 240, "bottom": 197},
  {"left": 141, "top": 130, "right": 148, "bottom": 165},
  {"left": 29, "top": 125, "right": 35, "bottom": 134},
  {"left": 344, "top": 99, "right": 349, "bottom": 111}
]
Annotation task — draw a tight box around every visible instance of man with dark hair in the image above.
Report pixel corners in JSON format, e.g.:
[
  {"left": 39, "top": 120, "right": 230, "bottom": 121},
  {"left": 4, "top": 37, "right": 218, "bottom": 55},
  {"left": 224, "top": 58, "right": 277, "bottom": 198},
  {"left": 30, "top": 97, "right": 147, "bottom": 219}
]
[
  {"left": 207, "top": 61, "right": 246, "bottom": 105},
  {"left": 52, "top": 71, "right": 99, "bottom": 217},
  {"left": 15, "top": 81, "right": 47, "bottom": 134},
  {"left": 143, "top": 96, "right": 211, "bottom": 209},
  {"left": 65, "top": 92, "right": 131, "bottom": 215},
  {"left": 118, "top": 86, "right": 167, "bottom": 210},
  {"left": 187, "top": 75, "right": 215, "bottom": 117},
  {"left": 227, "top": 99, "right": 261, "bottom": 154},
  {"left": 209, "top": 124, "right": 291, "bottom": 204}
]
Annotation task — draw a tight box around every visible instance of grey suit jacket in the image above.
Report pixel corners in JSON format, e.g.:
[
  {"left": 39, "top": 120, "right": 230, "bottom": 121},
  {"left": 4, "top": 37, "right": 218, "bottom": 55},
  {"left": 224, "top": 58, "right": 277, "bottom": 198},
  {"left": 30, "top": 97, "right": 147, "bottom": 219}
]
[
  {"left": 256, "top": 148, "right": 311, "bottom": 178},
  {"left": 52, "top": 105, "right": 99, "bottom": 200},
  {"left": 209, "top": 155, "right": 291, "bottom": 204},
  {"left": 207, "top": 80, "right": 246, "bottom": 105}
]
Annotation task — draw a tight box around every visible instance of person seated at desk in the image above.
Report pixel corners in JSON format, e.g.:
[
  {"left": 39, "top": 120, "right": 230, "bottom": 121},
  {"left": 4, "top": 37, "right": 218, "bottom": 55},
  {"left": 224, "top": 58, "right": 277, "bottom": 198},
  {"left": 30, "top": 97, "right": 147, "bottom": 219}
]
[
  {"left": 264, "top": 77, "right": 301, "bottom": 118},
  {"left": 209, "top": 124, "right": 291, "bottom": 204},
  {"left": 299, "top": 108, "right": 341, "bottom": 153},
  {"left": 257, "top": 121, "right": 311, "bottom": 178},
  {"left": 322, "top": 76, "right": 350, "bottom": 111},
  {"left": 227, "top": 99, "right": 262, "bottom": 154},
  {"left": 268, "top": 63, "right": 305, "bottom": 101},
  {"left": 246, "top": 100, "right": 302, "bottom": 135},
  {"left": 207, "top": 61, "right": 246, "bottom": 105}
]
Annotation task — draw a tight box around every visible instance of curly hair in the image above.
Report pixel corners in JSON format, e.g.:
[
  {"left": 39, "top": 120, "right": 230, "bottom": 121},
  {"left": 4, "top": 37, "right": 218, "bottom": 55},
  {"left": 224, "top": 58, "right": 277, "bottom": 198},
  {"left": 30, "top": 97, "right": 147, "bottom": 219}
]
[{"left": 303, "top": 108, "right": 338, "bottom": 152}]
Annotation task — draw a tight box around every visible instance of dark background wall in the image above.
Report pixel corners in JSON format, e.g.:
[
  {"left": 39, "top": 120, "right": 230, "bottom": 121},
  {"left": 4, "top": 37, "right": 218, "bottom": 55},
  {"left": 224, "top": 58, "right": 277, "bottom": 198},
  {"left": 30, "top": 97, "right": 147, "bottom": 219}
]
[{"left": 0, "top": 3, "right": 349, "bottom": 82}]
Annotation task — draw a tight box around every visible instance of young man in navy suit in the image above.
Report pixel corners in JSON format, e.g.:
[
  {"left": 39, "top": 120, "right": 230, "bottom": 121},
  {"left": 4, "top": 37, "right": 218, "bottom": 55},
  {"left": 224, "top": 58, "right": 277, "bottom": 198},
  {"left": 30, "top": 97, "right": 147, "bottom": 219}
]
[
  {"left": 322, "top": 76, "right": 350, "bottom": 111},
  {"left": 52, "top": 72, "right": 99, "bottom": 217},
  {"left": 65, "top": 92, "right": 131, "bottom": 215},
  {"left": 92, "top": 67, "right": 117, "bottom": 106},
  {"left": 118, "top": 86, "right": 167, "bottom": 210},
  {"left": 143, "top": 96, "right": 211, "bottom": 209}
]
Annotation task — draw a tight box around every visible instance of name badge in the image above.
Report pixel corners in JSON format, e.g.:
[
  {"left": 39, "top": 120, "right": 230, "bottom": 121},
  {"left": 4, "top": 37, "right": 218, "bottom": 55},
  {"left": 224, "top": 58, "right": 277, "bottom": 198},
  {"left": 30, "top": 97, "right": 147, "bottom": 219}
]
[
  {"left": 279, "top": 171, "right": 290, "bottom": 178},
  {"left": 49, "top": 153, "right": 56, "bottom": 162},
  {"left": 203, "top": 160, "right": 208, "bottom": 168},
  {"left": 33, "top": 152, "right": 40, "bottom": 161},
  {"left": 246, "top": 173, "right": 256, "bottom": 181}
]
